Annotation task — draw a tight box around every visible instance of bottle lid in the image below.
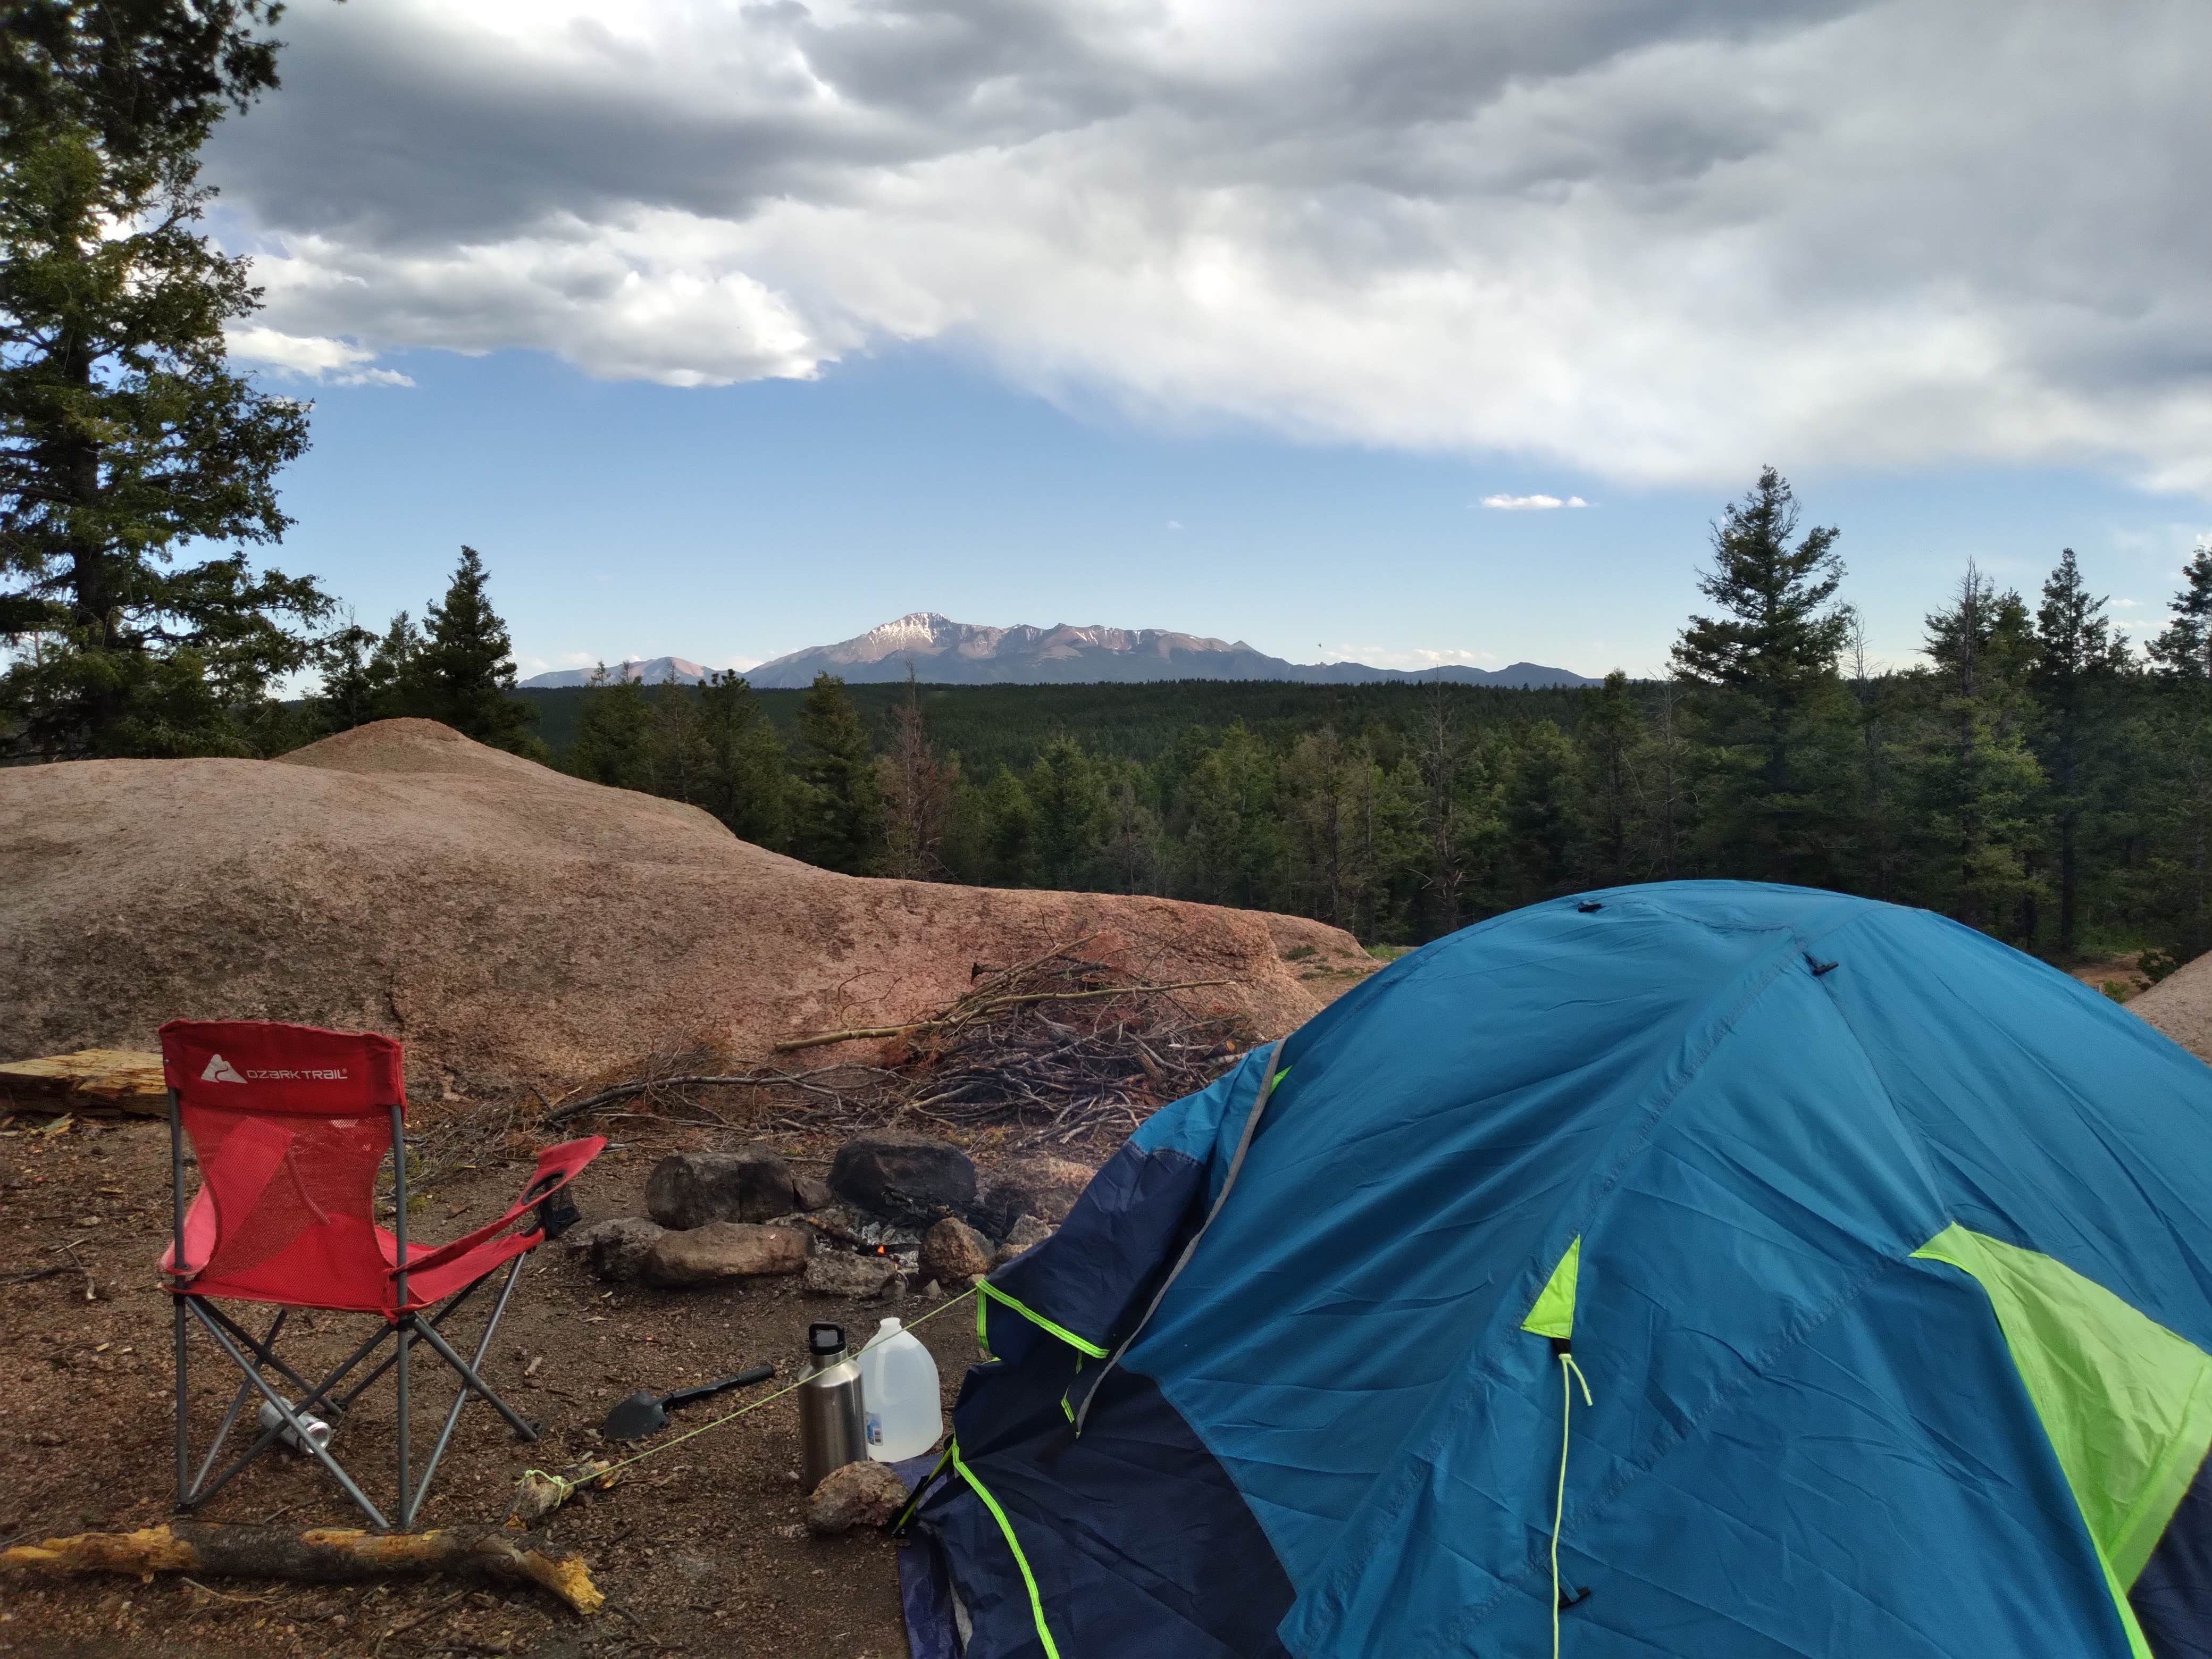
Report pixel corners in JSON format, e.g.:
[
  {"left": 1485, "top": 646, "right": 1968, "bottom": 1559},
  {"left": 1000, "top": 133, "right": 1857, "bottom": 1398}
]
[
  {"left": 878, "top": 1317, "right": 902, "bottom": 1335},
  {"left": 808, "top": 1322, "right": 846, "bottom": 1356}
]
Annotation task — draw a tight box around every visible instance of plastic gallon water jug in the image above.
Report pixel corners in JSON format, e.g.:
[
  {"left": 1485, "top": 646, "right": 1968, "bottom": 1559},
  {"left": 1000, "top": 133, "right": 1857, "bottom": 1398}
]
[{"left": 857, "top": 1316, "right": 941, "bottom": 1461}]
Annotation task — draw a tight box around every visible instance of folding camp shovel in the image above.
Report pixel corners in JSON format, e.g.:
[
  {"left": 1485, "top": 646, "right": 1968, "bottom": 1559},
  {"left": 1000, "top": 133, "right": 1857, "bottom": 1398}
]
[{"left": 601, "top": 1364, "right": 775, "bottom": 1440}]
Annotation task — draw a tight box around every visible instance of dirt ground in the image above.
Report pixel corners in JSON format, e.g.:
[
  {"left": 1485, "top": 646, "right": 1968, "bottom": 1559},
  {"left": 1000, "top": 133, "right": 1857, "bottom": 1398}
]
[{"left": 0, "top": 1104, "right": 1018, "bottom": 1658}]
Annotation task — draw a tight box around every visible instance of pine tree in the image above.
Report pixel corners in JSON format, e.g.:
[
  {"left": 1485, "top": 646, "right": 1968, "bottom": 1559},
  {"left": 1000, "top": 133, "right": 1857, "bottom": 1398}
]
[
  {"left": 2147, "top": 548, "right": 2212, "bottom": 959},
  {"left": 569, "top": 666, "right": 651, "bottom": 790},
  {"left": 1912, "top": 563, "right": 2045, "bottom": 934},
  {"left": 407, "top": 547, "right": 539, "bottom": 753},
  {"left": 2030, "top": 549, "right": 2130, "bottom": 956},
  {"left": 1671, "top": 468, "right": 1853, "bottom": 880},
  {"left": 696, "top": 669, "right": 787, "bottom": 849},
  {"left": 1, "top": 0, "right": 325, "bottom": 759},
  {"left": 1503, "top": 719, "right": 1579, "bottom": 901},
  {"left": 1576, "top": 673, "right": 1644, "bottom": 886},
  {"left": 791, "top": 672, "right": 882, "bottom": 874},
  {"left": 2150, "top": 550, "right": 2212, "bottom": 682},
  {"left": 880, "top": 673, "right": 955, "bottom": 879},
  {"left": 1841, "top": 617, "right": 1900, "bottom": 902},
  {"left": 1028, "top": 736, "right": 1107, "bottom": 889}
]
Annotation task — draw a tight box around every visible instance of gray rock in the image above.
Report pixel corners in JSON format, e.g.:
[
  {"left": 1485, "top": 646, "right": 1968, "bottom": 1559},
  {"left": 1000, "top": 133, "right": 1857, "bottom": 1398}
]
[
  {"left": 919, "top": 1216, "right": 992, "bottom": 1286},
  {"left": 806, "top": 1458, "right": 910, "bottom": 1535},
  {"left": 830, "top": 1134, "right": 976, "bottom": 1226},
  {"left": 804, "top": 1252, "right": 903, "bottom": 1300},
  {"left": 642, "top": 1221, "right": 810, "bottom": 1287},
  {"left": 992, "top": 1213, "right": 1057, "bottom": 1268},
  {"left": 793, "top": 1174, "right": 835, "bottom": 1212},
  {"left": 563, "top": 1216, "right": 666, "bottom": 1283},
  {"left": 647, "top": 1148, "right": 819, "bottom": 1229},
  {"left": 975, "top": 1156, "right": 1093, "bottom": 1237}
]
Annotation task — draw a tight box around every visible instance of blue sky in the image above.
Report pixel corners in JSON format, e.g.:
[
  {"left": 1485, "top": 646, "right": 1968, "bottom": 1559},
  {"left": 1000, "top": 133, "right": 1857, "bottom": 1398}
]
[
  {"left": 199, "top": 1, "right": 2212, "bottom": 683},
  {"left": 276, "top": 344, "right": 2208, "bottom": 682}
]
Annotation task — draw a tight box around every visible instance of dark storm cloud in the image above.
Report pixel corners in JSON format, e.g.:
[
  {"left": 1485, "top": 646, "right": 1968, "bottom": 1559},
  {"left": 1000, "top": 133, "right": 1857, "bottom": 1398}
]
[{"left": 207, "top": 0, "right": 2212, "bottom": 488}]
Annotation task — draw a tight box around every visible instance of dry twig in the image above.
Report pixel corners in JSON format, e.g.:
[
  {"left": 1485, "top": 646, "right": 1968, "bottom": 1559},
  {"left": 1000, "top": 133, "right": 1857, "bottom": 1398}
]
[{"left": 537, "top": 942, "right": 1253, "bottom": 1150}]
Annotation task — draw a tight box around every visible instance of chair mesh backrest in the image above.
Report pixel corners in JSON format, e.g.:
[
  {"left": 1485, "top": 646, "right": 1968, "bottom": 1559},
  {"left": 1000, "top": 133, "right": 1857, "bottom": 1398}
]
[{"left": 160, "top": 1020, "right": 407, "bottom": 1308}]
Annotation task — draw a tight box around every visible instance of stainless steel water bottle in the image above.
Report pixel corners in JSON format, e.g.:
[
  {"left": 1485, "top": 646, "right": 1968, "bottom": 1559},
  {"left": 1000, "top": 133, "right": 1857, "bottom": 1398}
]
[{"left": 798, "top": 1321, "right": 867, "bottom": 1490}]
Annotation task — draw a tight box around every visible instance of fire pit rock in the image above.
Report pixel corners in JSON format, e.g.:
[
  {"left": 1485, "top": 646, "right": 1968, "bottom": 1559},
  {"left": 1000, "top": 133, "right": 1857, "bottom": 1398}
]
[
  {"left": 807, "top": 1459, "right": 910, "bottom": 1535},
  {"left": 642, "top": 1221, "right": 810, "bottom": 1287},
  {"left": 919, "top": 1217, "right": 993, "bottom": 1287},
  {"left": 993, "top": 1214, "right": 1057, "bottom": 1268},
  {"left": 646, "top": 1148, "right": 830, "bottom": 1229},
  {"left": 803, "top": 1252, "right": 904, "bottom": 1300},
  {"left": 828, "top": 1134, "right": 976, "bottom": 1227}
]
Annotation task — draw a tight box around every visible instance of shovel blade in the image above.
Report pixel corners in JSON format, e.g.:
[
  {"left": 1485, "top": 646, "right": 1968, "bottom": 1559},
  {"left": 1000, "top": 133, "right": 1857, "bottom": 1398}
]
[{"left": 601, "top": 1389, "right": 669, "bottom": 1441}]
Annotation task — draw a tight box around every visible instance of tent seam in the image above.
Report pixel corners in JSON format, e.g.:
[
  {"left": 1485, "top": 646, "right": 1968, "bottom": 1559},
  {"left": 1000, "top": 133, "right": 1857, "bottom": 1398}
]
[{"left": 1301, "top": 922, "right": 1818, "bottom": 1648}]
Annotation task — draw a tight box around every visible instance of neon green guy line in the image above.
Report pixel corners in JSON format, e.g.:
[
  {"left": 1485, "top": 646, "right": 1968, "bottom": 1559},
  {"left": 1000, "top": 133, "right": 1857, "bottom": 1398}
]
[
  {"left": 977, "top": 1277, "right": 1110, "bottom": 1358},
  {"left": 953, "top": 1439, "right": 1065, "bottom": 1659}
]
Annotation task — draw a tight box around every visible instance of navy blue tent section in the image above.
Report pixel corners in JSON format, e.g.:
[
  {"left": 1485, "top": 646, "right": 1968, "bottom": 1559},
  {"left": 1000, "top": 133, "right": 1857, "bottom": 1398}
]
[{"left": 907, "top": 881, "right": 2212, "bottom": 1657}]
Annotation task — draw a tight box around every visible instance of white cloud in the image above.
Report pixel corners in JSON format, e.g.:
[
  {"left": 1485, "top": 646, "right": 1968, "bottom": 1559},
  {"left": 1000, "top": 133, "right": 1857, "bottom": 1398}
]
[
  {"left": 1480, "top": 493, "right": 1590, "bottom": 510},
  {"left": 1166, "top": 520, "right": 1185, "bottom": 530},
  {"left": 224, "top": 326, "right": 415, "bottom": 386},
  {"left": 203, "top": 0, "right": 2212, "bottom": 491}
]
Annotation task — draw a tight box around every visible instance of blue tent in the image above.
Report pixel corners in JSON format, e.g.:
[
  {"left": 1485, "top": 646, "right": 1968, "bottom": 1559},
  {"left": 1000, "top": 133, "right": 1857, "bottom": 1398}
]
[{"left": 904, "top": 882, "right": 2212, "bottom": 1657}]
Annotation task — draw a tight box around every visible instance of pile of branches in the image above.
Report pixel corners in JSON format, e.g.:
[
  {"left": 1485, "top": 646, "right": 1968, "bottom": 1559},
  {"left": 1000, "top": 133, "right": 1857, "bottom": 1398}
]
[{"left": 543, "top": 941, "right": 1254, "bottom": 1146}]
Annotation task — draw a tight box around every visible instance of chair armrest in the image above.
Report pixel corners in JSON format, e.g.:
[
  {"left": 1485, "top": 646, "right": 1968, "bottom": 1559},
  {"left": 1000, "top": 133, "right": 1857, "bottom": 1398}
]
[{"left": 390, "top": 1136, "right": 606, "bottom": 1280}]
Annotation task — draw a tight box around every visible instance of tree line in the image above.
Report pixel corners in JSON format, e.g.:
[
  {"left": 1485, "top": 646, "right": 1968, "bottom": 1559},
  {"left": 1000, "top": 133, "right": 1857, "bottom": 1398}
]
[{"left": 528, "top": 471, "right": 2212, "bottom": 967}]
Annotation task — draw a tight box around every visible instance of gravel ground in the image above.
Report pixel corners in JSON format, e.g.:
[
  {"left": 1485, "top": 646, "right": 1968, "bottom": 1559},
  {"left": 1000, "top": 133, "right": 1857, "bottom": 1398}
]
[{"left": 0, "top": 1109, "right": 1004, "bottom": 1658}]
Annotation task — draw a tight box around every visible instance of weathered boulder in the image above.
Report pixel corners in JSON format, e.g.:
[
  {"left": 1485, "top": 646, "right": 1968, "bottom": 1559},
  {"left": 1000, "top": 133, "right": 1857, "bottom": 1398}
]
[
  {"left": 974, "top": 1155, "right": 1093, "bottom": 1237},
  {"left": 992, "top": 1214, "right": 1055, "bottom": 1268},
  {"left": 642, "top": 1222, "right": 809, "bottom": 1287},
  {"left": 829, "top": 1134, "right": 976, "bottom": 1226},
  {"left": 563, "top": 1216, "right": 667, "bottom": 1283},
  {"left": 803, "top": 1252, "right": 903, "bottom": 1300},
  {"left": 919, "top": 1217, "right": 992, "bottom": 1287},
  {"left": 806, "top": 1459, "right": 910, "bottom": 1535},
  {"left": 646, "top": 1149, "right": 825, "bottom": 1229}
]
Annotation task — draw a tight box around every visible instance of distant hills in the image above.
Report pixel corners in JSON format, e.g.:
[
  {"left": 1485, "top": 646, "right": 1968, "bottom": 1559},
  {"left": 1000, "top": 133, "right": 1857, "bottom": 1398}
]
[
  {"left": 740, "top": 614, "right": 1596, "bottom": 689},
  {"left": 519, "top": 656, "right": 707, "bottom": 689}
]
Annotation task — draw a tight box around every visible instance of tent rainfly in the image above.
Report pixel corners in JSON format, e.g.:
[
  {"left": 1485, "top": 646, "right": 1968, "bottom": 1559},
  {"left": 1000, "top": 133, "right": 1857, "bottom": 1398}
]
[{"left": 901, "top": 881, "right": 2212, "bottom": 1658}]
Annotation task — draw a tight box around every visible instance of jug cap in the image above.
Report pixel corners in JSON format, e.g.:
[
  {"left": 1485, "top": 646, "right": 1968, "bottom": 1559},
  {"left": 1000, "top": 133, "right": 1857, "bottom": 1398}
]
[{"left": 876, "top": 1317, "right": 902, "bottom": 1336}]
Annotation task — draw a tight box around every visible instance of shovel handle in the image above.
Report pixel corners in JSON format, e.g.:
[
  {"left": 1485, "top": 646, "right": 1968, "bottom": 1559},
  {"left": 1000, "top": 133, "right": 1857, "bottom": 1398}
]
[{"left": 663, "top": 1363, "right": 775, "bottom": 1410}]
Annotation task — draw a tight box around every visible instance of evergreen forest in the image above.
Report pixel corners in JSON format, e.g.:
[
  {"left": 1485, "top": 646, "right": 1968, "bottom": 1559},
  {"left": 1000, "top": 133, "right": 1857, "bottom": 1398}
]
[{"left": 465, "top": 471, "right": 2212, "bottom": 970}]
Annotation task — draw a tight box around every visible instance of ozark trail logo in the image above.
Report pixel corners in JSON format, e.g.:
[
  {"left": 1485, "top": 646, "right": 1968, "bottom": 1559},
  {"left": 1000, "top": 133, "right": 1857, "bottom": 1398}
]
[{"left": 200, "top": 1054, "right": 246, "bottom": 1084}]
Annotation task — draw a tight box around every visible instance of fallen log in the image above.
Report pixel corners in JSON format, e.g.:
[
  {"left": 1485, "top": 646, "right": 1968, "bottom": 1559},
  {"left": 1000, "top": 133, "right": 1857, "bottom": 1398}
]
[
  {"left": 0, "top": 1049, "right": 167, "bottom": 1118},
  {"left": 0, "top": 1522, "right": 601, "bottom": 1615}
]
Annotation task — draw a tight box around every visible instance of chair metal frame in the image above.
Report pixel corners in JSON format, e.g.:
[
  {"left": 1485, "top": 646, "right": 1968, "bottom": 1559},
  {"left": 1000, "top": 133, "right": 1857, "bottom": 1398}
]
[{"left": 169, "top": 1093, "right": 575, "bottom": 1531}]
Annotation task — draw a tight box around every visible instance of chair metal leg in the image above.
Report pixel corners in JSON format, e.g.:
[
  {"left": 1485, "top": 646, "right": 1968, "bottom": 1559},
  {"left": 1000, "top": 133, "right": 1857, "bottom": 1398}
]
[
  {"left": 326, "top": 1275, "right": 489, "bottom": 1415},
  {"left": 409, "top": 1306, "right": 539, "bottom": 1443},
  {"left": 394, "top": 1317, "right": 413, "bottom": 1530},
  {"left": 173, "top": 1296, "right": 189, "bottom": 1509},
  {"left": 200, "top": 1303, "right": 320, "bottom": 1402},
  {"left": 187, "top": 1299, "right": 389, "bottom": 1530},
  {"left": 187, "top": 1310, "right": 285, "bottom": 1505},
  {"left": 408, "top": 1258, "right": 533, "bottom": 1516},
  {"left": 185, "top": 1316, "right": 395, "bottom": 1513}
]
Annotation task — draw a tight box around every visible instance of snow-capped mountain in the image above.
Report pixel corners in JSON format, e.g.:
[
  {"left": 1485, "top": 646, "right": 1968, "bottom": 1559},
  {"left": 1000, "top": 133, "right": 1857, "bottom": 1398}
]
[
  {"left": 518, "top": 656, "right": 708, "bottom": 689},
  {"left": 742, "top": 613, "right": 1595, "bottom": 689}
]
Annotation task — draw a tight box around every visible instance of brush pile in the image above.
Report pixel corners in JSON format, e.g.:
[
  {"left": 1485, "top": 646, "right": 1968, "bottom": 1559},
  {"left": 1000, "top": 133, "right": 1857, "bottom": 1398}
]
[{"left": 544, "top": 940, "right": 1254, "bottom": 1148}]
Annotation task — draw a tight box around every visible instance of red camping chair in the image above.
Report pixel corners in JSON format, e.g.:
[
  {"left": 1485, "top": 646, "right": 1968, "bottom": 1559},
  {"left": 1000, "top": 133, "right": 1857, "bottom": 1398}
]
[{"left": 157, "top": 1020, "right": 605, "bottom": 1530}]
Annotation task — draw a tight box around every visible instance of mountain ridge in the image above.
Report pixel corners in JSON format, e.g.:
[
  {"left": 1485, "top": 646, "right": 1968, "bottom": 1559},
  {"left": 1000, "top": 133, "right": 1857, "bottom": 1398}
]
[
  {"left": 520, "top": 656, "right": 707, "bottom": 689},
  {"left": 741, "top": 613, "right": 1596, "bottom": 689}
]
